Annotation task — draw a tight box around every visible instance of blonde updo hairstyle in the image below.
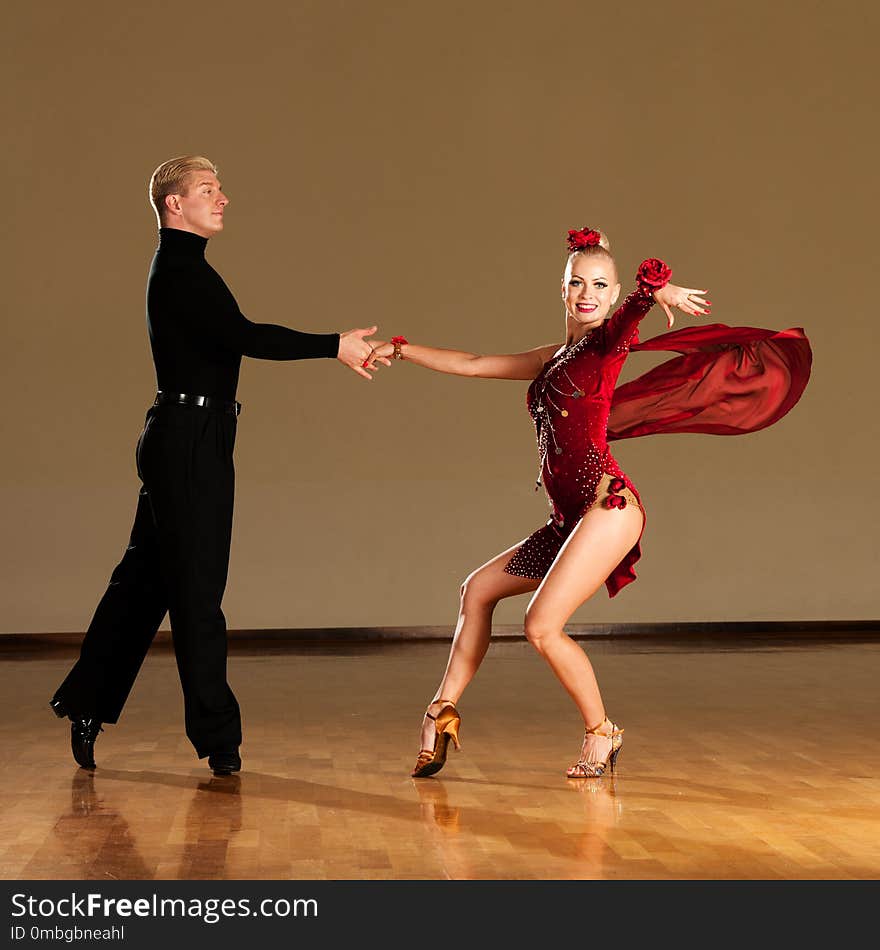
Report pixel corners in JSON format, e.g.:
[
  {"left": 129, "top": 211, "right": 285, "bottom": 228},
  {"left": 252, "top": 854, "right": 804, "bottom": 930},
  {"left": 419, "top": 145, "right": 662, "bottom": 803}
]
[
  {"left": 565, "top": 227, "right": 618, "bottom": 281},
  {"left": 149, "top": 155, "right": 218, "bottom": 225}
]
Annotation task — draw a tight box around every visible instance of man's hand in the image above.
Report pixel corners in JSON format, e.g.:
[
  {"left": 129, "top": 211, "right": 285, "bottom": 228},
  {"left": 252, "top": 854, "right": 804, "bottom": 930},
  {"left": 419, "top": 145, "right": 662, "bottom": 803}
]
[{"left": 337, "top": 326, "right": 391, "bottom": 380}]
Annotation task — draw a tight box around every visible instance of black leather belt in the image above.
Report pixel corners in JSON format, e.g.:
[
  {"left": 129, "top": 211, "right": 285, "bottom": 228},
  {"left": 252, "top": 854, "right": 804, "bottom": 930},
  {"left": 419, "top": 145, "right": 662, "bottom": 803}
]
[{"left": 154, "top": 391, "right": 241, "bottom": 415}]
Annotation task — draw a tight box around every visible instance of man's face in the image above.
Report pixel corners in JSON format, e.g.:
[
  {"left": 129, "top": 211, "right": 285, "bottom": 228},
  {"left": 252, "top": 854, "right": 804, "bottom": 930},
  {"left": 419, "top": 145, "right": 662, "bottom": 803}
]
[{"left": 167, "top": 171, "right": 229, "bottom": 237}]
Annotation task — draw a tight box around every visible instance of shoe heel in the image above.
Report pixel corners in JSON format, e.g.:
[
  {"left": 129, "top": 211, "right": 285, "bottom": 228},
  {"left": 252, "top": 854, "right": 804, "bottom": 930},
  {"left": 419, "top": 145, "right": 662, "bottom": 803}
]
[
  {"left": 443, "top": 718, "right": 462, "bottom": 750},
  {"left": 609, "top": 728, "right": 623, "bottom": 772}
]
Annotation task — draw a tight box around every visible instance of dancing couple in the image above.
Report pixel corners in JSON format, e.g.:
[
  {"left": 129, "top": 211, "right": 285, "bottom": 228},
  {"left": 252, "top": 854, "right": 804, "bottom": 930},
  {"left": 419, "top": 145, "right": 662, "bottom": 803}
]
[{"left": 50, "top": 156, "right": 810, "bottom": 778}]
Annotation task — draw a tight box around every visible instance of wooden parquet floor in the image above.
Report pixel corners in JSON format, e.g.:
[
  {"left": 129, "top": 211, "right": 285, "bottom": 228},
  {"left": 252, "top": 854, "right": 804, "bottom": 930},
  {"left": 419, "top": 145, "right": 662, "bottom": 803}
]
[{"left": 1, "top": 637, "right": 878, "bottom": 880}]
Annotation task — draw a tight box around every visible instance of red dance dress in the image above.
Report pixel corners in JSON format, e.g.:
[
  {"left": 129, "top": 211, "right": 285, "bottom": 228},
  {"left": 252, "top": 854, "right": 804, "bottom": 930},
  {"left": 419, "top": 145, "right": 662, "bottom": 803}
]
[{"left": 503, "top": 264, "right": 812, "bottom": 597}]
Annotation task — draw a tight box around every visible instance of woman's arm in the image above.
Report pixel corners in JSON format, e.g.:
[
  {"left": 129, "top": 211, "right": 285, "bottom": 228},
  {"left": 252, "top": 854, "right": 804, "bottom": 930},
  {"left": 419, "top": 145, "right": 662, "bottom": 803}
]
[
  {"left": 605, "top": 259, "right": 710, "bottom": 348},
  {"left": 367, "top": 339, "right": 559, "bottom": 380}
]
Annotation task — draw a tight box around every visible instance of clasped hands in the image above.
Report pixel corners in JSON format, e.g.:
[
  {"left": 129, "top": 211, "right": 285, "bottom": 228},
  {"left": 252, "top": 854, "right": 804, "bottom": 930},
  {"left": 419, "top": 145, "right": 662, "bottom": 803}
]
[{"left": 336, "top": 326, "right": 394, "bottom": 380}]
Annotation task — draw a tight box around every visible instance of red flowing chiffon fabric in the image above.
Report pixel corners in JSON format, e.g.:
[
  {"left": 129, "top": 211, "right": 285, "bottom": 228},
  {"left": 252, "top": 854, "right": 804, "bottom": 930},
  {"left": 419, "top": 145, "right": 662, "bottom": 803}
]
[{"left": 608, "top": 324, "right": 812, "bottom": 442}]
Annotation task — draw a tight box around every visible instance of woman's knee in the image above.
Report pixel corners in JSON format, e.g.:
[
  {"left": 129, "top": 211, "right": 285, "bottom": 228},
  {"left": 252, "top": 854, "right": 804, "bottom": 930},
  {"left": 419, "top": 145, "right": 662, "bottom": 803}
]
[
  {"left": 523, "top": 606, "right": 563, "bottom": 652},
  {"left": 460, "top": 566, "right": 507, "bottom": 611}
]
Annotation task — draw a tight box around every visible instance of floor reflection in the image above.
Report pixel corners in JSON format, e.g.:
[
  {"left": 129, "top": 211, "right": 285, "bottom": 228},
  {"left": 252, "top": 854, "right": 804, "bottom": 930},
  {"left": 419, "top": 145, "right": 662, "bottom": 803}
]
[
  {"left": 411, "top": 773, "right": 623, "bottom": 878},
  {"left": 45, "top": 769, "right": 245, "bottom": 880},
  {"left": 50, "top": 770, "right": 152, "bottom": 879},
  {"left": 412, "top": 778, "right": 460, "bottom": 831},
  {"left": 177, "top": 775, "right": 243, "bottom": 879}
]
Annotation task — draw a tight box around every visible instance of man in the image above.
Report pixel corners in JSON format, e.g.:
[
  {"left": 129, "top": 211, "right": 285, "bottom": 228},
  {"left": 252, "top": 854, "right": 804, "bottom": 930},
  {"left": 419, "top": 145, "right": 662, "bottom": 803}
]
[{"left": 49, "top": 156, "right": 385, "bottom": 775}]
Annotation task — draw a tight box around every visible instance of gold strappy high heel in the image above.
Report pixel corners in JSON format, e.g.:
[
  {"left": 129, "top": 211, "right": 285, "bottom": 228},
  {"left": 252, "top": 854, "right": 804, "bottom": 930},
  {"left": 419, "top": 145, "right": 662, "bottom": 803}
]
[
  {"left": 566, "top": 717, "right": 623, "bottom": 778},
  {"left": 411, "top": 700, "right": 462, "bottom": 778}
]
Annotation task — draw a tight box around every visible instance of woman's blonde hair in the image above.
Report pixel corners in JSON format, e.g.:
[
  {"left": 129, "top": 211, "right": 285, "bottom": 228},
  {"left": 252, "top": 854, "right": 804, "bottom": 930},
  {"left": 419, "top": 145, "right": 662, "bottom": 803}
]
[
  {"left": 566, "top": 228, "right": 617, "bottom": 278},
  {"left": 148, "top": 155, "right": 218, "bottom": 223}
]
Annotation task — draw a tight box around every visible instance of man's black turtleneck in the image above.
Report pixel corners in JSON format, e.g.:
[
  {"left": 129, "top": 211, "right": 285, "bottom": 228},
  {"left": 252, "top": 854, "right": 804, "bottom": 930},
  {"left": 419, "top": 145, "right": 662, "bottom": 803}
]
[{"left": 146, "top": 227, "right": 340, "bottom": 401}]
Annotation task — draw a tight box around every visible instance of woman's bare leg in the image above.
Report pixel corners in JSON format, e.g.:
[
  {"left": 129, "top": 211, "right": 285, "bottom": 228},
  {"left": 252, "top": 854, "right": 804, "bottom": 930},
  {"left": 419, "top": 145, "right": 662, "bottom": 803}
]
[
  {"left": 522, "top": 503, "right": 644, "bottom": 766},
  {"left": 419, "top": 543, "right": 539, "bottom": 753}
]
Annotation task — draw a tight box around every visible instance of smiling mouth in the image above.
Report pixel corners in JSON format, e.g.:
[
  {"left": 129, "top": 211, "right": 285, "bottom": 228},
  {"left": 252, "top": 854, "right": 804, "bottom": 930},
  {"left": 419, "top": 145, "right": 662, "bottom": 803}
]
[{"left": 576, "top": 304, "right": 598, "bottom": 313}]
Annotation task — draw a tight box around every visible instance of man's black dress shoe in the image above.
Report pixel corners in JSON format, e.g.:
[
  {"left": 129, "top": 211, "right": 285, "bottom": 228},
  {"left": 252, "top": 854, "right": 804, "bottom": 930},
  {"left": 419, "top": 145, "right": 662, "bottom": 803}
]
[
  {"left": 70, "top": 719, "right": 103, "bottom": 770},
  {"left": 50, "top": 698, "right": 103, "bottom": 770},
  {"left": 208, "top": 751, "right": 242, "bottom": 775}
]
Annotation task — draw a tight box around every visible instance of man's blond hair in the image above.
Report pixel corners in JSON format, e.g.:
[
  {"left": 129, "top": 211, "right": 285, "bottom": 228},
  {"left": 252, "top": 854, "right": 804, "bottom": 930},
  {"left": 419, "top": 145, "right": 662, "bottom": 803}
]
[{"left": 149, "top": 156, "right": 218, "bottom": 224}]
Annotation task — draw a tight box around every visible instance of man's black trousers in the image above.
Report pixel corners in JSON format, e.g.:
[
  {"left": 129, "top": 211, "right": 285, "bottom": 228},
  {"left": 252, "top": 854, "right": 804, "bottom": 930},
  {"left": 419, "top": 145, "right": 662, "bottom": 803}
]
[{"left": 53, "top": 403, "right": 242, "bottom": 757}]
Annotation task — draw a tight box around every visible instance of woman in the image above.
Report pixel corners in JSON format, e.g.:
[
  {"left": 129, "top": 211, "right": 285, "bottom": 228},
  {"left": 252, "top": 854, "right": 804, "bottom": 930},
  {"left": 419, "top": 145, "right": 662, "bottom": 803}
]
[{"left": 366, "top": 227, "right": 810, "bottom": 779}]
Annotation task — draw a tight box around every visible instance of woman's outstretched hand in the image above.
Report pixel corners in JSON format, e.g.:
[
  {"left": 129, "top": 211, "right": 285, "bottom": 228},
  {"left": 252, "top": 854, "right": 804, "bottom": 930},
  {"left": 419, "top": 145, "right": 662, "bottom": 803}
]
[{"left": 652, "top": 284, "right": 712, "bottom": 328}]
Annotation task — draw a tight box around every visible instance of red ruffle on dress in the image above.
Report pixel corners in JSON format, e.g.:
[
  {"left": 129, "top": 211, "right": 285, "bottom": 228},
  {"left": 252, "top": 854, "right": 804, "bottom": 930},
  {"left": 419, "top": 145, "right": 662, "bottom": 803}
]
[{"left": 504, "top": 271, "right": 812, "bottom": 597}]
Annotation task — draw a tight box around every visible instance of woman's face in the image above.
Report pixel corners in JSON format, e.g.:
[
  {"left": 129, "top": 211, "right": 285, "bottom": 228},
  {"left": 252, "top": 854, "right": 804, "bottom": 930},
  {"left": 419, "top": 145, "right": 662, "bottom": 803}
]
[{"left": 562, "top": 253, "right": 620, "bottom": 331}]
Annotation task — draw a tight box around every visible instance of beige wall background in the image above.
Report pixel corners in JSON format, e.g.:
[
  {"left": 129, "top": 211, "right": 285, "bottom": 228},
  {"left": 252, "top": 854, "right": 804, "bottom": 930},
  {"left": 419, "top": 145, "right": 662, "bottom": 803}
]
[{"left": 2, "top": 1, "right": 876, "bottom": 632}]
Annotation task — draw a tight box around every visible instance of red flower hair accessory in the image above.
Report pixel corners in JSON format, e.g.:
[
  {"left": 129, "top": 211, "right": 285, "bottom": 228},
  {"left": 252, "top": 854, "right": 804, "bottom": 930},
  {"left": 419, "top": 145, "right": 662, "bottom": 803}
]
[
  {"left": 636, "top": 258, "right": 672, "bottom": 292},
  {"left": 567, "top": 227, "right": 602, "bottom": 253}
]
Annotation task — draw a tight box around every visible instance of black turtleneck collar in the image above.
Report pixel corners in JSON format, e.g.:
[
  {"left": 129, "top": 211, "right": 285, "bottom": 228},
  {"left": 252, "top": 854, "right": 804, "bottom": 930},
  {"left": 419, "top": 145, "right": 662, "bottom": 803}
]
[{"left": 158, "top": 227, "right": 209, "bottom": 257}]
